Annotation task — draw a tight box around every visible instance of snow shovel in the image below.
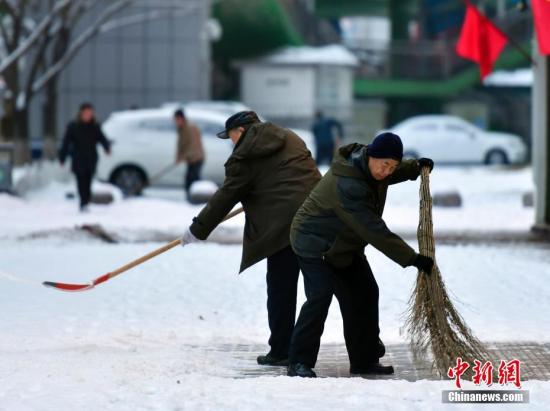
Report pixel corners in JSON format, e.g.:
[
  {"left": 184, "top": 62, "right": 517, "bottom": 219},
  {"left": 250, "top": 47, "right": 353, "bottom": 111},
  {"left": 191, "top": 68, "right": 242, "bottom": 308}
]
[{"left": 42, "top": 207, "right": 244, "bottom": 292}]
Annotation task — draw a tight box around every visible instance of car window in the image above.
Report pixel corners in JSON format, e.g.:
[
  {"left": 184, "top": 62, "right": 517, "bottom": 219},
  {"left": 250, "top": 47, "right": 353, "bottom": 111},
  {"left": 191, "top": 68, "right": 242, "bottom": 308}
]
[
  {"left": 446, "top": 123, "right": 467, "bottom": 132},
  {"left": 411, "top": 123, "right": 438, "bottom": 132},
  {"left": 445, "top": 122, "right": 474, "bottom": 137},
  {"left": 139, "top": 118, "right": 175, "bottom": 132}
]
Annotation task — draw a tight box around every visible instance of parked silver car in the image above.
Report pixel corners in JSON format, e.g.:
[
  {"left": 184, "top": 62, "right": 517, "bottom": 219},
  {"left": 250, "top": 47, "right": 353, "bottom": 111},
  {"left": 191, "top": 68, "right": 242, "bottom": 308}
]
[{"left": 384, "top": 115, "right": 527, "bottom": 165}]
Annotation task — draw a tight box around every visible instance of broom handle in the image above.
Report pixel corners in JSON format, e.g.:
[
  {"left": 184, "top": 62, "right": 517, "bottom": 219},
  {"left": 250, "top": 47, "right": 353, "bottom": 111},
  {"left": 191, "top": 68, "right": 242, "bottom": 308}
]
[
  {"left": 101, "top": 207, "right": 244, "bottom": 283},
  {"left": 149, "top": 162, "right": 179, "bottom": 185},
  {"left": 418, "top": 167, "right": 435, "bottom": 260},
  {"left": 128, "top": 163, "right": 178, "bottom": 196}
]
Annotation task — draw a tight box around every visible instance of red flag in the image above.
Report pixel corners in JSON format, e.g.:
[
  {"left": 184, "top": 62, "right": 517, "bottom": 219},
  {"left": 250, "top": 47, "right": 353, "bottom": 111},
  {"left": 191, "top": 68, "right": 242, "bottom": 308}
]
[
  {"left": 456, "top": 1, "right": 508, "bottom": 79},
  {"left": 532, "top": 0, "right": 550, "bottom": 55}
]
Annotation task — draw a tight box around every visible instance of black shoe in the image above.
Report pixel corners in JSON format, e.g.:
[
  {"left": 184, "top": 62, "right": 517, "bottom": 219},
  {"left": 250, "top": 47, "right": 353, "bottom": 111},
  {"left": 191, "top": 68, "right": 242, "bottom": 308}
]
[
  {"left": 257, "top": 353, "right": 289, "bottom": 366},
  {"left": 350, "top": 362, "right": 394, "bottom": 375},
  {"left": 377, "top": 337, "right": 386, "bottom": 358},
  {"left": 287, "top": 363, "right": 317, "bottom": 378}
]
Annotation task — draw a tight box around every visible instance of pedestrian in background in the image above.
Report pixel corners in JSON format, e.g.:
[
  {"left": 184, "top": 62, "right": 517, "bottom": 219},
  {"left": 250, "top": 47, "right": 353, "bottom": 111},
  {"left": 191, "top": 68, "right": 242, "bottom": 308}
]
[
  {"left": 59, "top": 102, "right": 111, "bottom": 212},
  {"left": 174, "top": 109, "right": 204, "bottom": 197},
  {"left": 311, "top": 110, "right": 343, "bottom": 165}
]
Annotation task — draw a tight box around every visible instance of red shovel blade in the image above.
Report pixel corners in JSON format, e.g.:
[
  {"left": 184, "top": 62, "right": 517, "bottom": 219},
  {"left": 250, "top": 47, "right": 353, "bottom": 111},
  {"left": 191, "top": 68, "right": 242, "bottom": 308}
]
[
  {"left": 42, "top": 281, "right": 94, "bottom": 292},
  {"left": 42, "top": 273, "right": 110, "bottom": 292}
]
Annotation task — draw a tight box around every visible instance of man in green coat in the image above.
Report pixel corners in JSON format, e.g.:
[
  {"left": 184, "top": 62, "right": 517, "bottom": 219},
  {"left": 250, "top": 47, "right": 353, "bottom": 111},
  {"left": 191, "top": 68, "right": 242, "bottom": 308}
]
[
  {"left": 287, "top": 132, "right": 434, "bottom": 378},
  {"left": 180, "top": 111, "right": 321, "bottom": 365}
]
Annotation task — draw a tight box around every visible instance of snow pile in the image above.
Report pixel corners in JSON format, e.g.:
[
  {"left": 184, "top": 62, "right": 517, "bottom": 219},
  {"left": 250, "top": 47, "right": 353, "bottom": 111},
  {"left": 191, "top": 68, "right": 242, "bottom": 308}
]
[
  {"left": 188, "top": 180, "right": 218, "bottom": 202},
  {"left": 484, "top": 68, "right": 533, "bottom": 87},
  {"left": 13, "top": 160, "right": 72, "bottom": 196},
  {"left": 239, "top": 45, "right": 359, "bottom": 67},
  {"left": 25, "top": 179, "right": 124, "bottom": 203}
]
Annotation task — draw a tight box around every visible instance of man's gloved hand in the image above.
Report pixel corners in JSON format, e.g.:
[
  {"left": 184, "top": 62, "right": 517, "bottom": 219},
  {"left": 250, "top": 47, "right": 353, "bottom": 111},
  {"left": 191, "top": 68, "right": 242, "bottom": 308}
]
[
  {"left": 412, "top": 254, "right": 434, "bottom": 275},
  {"left": 418, "top": 158, "right": 434, "bottom": 172},
  {"left": 181, "top": 227, "right": 200, "bottom": 246}
]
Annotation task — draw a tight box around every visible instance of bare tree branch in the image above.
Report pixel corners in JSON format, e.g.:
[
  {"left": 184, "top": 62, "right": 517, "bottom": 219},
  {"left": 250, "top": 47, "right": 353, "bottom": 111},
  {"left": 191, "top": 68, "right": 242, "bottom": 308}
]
[
  {"left": 24, "top": 17, "right": 53, "bottom": 100},
  {"left": 0, "top": 17, "right": 11, "bottom": 52},
  {"left": 67, "top": 0, "right": 92, "bottom": 23},
  {"left": 42, "top": 0, "right": 91, "bottom": 42},
  {"left": 9, "top": 0, "right": 28, "bottom": 51},
  {"left": 0, "top": 0, "right": 21, "bottom": 18},
  {"left": 98, "top": 3, "right": 199, "bottom": 35},
  {"left": 0, "top": 2, "right": 17, "bottom": 49},
  {"left": 0, "top": 0, "right": 72, "bottom": 74},
  {"left": 31, "top": 0, "right": 135, "bottom": 93}
]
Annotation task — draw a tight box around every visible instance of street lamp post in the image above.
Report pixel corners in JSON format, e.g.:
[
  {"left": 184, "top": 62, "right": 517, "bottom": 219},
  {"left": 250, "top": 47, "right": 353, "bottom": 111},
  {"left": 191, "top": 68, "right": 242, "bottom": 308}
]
[{"left": 532, "top": 44, "right": 550, "bottom": 231}]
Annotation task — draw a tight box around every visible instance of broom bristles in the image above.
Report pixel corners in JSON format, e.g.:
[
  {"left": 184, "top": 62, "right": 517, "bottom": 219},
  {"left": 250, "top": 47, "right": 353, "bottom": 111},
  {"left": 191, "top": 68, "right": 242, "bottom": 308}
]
[{"left": 406, "top": 167, "right": 490, "bottom": 376}]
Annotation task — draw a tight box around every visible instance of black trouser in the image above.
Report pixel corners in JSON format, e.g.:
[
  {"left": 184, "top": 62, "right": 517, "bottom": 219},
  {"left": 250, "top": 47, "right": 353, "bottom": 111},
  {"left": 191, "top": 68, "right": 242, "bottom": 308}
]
[
  {"left": 289, "top": 254, "right": 380, "bottom": 368},
  {"left": 315, "top": 145, "right": 334, "bottom": 166},
  {"left": 265, "top": 246, "right": 300, "bottom": 359},
  {"left": 75, "top": 170, "right": 93, "bottom": 208},
  {"left": 185, "top": 161, "right": 203, "bottom": 192}
]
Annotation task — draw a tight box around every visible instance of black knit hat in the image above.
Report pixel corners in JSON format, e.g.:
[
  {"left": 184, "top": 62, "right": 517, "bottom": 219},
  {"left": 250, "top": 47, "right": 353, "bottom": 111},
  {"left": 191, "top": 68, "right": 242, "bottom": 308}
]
[
  {"left": 367, "top": 132, "right": 403, "bottom": 162},
  {"left": 217, "top": 110, "right": 260, "bottom": 139}
]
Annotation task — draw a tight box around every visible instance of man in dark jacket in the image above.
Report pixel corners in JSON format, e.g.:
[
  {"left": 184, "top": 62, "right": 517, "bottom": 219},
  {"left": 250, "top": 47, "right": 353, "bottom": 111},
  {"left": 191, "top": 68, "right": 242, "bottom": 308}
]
[
  {"left": 59, "top": 103, "right": 111, "bottom": 212},
  {"left": 287, "top": 132, "right": 434, "bottom": 378},
  {"left": 180, "top": 111, "right": 321, "bottom": 365}
]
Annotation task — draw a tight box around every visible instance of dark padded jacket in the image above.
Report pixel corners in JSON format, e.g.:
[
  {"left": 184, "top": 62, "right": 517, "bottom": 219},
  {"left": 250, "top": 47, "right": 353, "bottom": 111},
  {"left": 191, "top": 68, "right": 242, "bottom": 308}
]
[
  {"left": 190, "top": 122, "right": 321, "bottom": 272},
  {"left": 59, "top": 120, "right": 110, "bottom": 174},
  {"left": 290, "top": 143, "right": 421, "bottom": 269}
]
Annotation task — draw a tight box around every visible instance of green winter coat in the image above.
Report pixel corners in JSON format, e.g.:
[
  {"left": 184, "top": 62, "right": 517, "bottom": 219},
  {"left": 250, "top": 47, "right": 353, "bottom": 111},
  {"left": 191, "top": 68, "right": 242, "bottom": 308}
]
[
  {"left": 290, "top": 143, "right": 421, "bottom": 269},
  {"left": 190, "top": 122, "right": 321, "bottom": 272}
]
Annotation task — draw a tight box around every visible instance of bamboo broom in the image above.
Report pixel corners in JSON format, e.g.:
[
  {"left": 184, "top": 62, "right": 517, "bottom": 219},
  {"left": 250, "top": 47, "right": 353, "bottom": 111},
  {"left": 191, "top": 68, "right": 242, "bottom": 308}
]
[{"left": 406, "top": 167, "right": 489, "bottom": 376}]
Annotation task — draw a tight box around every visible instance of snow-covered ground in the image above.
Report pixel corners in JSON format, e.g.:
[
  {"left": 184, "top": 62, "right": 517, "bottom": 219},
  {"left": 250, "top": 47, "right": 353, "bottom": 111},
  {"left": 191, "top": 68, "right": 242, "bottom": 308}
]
[
  {"left": 386, "top": 165, "right": 534, "bottom": 232},
  {"left": 1, "top": 164, "right": 535, "bottom": 241},
  {"left": 1, "top": 164, "right": 548, "bottom": 410},
  {"left": 1, "top": 241, "right": 549, "bottom": 410},
  {"left": 1, "top": 179, "right": 245, "bottom": 242}
]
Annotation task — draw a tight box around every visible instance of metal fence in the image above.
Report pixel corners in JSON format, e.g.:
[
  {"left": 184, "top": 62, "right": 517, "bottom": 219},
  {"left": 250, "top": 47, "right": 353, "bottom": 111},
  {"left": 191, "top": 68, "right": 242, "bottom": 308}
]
[{"left": 351, "top": 13, "right": 533, "bottom": 81}]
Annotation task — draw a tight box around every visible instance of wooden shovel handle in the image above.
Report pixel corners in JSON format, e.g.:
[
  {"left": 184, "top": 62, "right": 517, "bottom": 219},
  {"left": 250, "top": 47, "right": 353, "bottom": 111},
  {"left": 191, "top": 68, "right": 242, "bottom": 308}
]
[{"left": 102, "top": 207, "right": 244, "bottom": 282}]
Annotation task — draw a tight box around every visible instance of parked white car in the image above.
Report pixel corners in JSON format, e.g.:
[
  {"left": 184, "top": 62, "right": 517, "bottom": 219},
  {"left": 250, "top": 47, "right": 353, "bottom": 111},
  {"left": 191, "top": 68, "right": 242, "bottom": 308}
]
[
  {"left": 96, "top": 106, "right": 316, "bottom": 194},
  {"left": 385, "top": 115, "right": 527, "bottom": 165}
]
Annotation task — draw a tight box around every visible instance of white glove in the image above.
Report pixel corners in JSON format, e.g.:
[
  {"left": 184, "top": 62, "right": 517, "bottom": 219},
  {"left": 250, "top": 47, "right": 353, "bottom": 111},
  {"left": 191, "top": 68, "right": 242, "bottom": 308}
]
[{"left": 181, "top": 228, "right": 200, "bottom": 246}]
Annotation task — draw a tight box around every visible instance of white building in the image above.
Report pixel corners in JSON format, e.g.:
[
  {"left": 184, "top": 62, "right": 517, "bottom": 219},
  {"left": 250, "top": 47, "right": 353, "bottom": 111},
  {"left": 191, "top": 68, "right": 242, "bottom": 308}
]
[{"left": 236, "top": 45, "right": 358, "bottom": 123}]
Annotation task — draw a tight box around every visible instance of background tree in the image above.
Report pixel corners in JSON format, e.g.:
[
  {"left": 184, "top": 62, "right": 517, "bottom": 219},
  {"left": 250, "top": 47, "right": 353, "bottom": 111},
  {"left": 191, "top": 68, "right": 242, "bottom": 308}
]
[{"left": 0, "top": 0, "right": 203, "bottom": 163}]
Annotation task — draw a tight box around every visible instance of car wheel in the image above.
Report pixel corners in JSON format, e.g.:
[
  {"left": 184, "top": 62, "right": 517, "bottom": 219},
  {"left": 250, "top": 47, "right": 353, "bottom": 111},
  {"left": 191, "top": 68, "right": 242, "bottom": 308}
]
[
  {"left": 403, "top": 151, "right": 419, "bottom": 159},
  {"left": 110, "top": 166, "right": 147, "bottom": 196},
  {"left": 485, "top": 149, "right": 509, "bottom": 165}
]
